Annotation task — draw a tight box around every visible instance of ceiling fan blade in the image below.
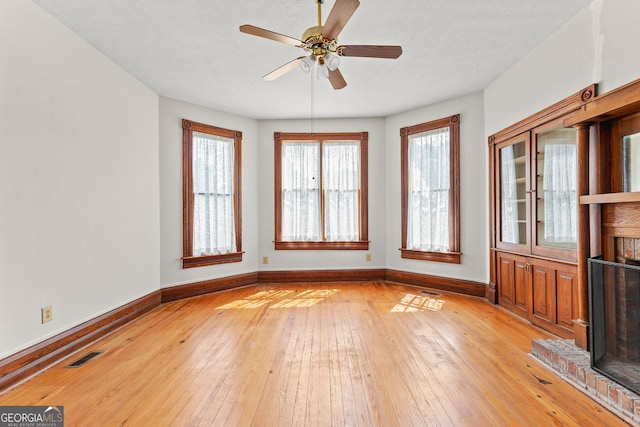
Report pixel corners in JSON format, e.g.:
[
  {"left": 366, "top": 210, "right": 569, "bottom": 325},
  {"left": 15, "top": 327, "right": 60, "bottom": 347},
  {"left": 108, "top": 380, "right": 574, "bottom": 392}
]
[
  {"left": 328, "top": 68, "right": 347, "bottom": 90},
  {"left": 322, "top": 0, "right": 360, "bottom": 41},
  {"left": 263, "top": 57, "right": 306, "bottom": 81},
  {"left": 340, "top": 45, "right": 403, "bottom": 59},
  {"left": 240, "top": 25, "right": 301, "bottom": 47}
]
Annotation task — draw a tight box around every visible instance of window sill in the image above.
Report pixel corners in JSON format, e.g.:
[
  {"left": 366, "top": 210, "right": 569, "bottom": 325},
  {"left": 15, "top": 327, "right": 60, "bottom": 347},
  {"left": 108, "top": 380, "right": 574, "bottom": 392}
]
[
  {"left": 182, "top": 252, "right": 243, "bottom": 268},
  {"left": 400, "top": 249, "right": 461, "bottom": 264},
  {"left": 275, "top": 241, "right": 369, "bottom": 250}
]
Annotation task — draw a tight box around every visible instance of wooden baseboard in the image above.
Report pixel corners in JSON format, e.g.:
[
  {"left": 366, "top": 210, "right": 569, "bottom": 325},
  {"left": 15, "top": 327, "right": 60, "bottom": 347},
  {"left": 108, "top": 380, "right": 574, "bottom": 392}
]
[
  {"left": 385, "top": 269, "right": 486, "bottom": 297},
  {"left": 573, "top": 319, "right": 590, "bottom": 351},
  {"left": 485, "top": 281, "right": 497, "bottom": 304},
  {"left": 258, "top": 269, "right": 386, "bottom": 284},
  {"left": 0, "top": 291, "right": 161, "bottom": 392},
  {"left": 161, "top": 272, "right": 258, "bottom": 303},
  {"left": 0, "top": 267, "right": 487, "bottom": 392}
]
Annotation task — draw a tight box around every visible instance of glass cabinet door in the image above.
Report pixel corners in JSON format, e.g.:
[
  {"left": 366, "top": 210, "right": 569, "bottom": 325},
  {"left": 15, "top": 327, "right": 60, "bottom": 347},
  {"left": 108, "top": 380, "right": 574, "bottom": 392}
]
[
  {"left": 496, "top": 134, "right": 530, "bottom": 251},
  {"left": 615, "top": 111, "right": 640, "bottom": 192},
  {"left": 532, "top": 121, "right": 577, "bottom": 258}
]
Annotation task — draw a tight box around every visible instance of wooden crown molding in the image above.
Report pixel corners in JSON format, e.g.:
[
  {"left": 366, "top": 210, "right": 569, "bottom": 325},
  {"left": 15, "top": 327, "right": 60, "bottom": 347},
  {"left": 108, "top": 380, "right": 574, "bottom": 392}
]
[
  {"left": 492, "top": 84, "right": 597, "bottom": 143},
  {"left": 565, "top": 77, "right": 640, "bottom": 127}
]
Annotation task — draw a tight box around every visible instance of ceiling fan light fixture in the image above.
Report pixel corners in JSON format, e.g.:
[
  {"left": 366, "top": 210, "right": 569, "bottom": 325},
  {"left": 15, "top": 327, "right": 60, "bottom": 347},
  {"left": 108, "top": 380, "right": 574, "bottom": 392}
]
[
  {"left": 300, "top": 55, "right": 315, "bottom": 73},
  {"left": 316, "top": 61, "right": 329, "bottom": 79},
  {"left": 240, "top": 0, "right": 402, "bottom": 90},
  {"left": 325, "top": 52, "right": 340, "bottom": 71}
]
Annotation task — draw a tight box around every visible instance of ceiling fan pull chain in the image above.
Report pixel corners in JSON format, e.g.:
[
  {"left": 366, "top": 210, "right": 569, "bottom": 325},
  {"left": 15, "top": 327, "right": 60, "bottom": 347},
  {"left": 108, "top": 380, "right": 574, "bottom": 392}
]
[{"left": 310, "top": 69, "right": 315, "bottom": 135}]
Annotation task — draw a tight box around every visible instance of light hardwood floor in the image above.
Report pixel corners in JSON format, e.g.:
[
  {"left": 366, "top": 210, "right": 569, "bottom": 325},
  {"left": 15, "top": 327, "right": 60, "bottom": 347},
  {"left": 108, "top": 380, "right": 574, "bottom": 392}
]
[{"left": 0, "top": 282, "right": 629, "bottom": 426}]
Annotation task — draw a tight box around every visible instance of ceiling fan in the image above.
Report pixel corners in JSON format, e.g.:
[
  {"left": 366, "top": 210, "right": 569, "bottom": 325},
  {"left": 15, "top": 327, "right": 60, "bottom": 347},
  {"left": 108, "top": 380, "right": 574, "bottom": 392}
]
[{"left": 239, "top": 0, "right": 402, "bottom": 90}]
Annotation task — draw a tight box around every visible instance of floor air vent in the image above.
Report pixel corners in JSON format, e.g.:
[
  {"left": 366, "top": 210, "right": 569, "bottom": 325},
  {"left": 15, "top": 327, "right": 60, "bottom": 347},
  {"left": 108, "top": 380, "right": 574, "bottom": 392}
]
[
  {"left": 420, "top": 290, "right": 440, "bottom": 297},
  {"left": 66, "top": 351, "right": 102, "bottom": 368}
]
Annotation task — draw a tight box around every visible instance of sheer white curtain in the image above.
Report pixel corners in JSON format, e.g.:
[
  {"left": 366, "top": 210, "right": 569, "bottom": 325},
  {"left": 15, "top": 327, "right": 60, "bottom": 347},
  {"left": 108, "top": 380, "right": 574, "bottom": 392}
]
[
  {"left": 323, "top": 141, "right": 359, "bottom": 241},
  {"left": 543, "top": 143, "right": 577, "bottom": 243},
  {"left": 407, "top": 127, "right": 450, "bottom": 252},
  {"left": 500, "top": 145, "right": 519, "bottom": 244},
  {"left": 192, "top": 131, "right": 236, "bottom": 255},
  {"left": 281, "top": 142, "right": 322, "bottom": 241}
]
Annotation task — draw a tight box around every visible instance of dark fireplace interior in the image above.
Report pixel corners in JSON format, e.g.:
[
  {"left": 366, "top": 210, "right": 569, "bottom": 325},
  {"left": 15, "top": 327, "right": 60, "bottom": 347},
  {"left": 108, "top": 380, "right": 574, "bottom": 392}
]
[{"left": 590, "top": 240, "right": 640, "bottom": 395}]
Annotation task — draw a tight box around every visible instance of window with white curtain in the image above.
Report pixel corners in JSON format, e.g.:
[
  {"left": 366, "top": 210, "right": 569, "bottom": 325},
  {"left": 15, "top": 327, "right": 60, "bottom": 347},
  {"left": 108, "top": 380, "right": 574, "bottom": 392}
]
[
  {"left": 182, "top": 119, "right": 242, "bottom": 268},
  {"left": 281, "top": 141, "right": 322, "bottom": 241},
  {"left": 274, "top": 132, "right": 369, "bottom": 250},
  {"left": 323, "top": 141, "right": 360, "bottom": 241},
  {"left": 540, "top": 140, "right": 577, "bottom": 247},
  {"left": 401, "top": 115, "right": 460, "bottom": 264}
]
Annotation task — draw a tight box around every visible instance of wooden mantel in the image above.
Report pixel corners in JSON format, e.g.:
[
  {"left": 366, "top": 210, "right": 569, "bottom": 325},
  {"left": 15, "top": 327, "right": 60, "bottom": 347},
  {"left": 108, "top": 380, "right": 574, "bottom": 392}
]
[{"left": 580, "top": 192, "right": 640, "bottom": 205}]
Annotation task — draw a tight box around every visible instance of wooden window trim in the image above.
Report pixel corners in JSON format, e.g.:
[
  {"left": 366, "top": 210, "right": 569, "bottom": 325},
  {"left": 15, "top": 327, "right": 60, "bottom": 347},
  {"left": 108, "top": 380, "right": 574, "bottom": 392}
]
[
  {"left": 400, "top": 114, "right": 461, "bottom": 263},
  {"left": 274, "top": 132, "right": 369, "bottom": 251},
  {"left": 400, "top": 249, "right": 462, "bottom": 264},
  {"left": 182, "top": 119, "right": 242, "bottom": 268}
]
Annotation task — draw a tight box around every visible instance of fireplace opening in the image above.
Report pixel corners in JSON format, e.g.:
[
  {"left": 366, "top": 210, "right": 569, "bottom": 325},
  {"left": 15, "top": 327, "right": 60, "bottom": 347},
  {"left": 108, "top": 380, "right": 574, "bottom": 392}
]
[{"left": 589, "top": 256, "right": 640, "bottom": 395}]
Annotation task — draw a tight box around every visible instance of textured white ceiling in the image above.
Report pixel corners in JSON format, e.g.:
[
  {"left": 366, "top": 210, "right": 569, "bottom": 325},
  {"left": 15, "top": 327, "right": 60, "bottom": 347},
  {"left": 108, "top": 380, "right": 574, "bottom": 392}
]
[{"left": 33, "top": 0, "right": 594, "bottom": 119}]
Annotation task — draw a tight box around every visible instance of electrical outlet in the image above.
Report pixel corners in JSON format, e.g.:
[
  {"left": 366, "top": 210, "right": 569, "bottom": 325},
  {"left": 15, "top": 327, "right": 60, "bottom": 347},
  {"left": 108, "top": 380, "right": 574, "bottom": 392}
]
[
  {"left": 41, "top": 305, "right": 52, "bottom": 324},
  {"left": 365, "top": 253, "right": 372, "bottom": 262},
  {"left": 262, "top": 256, "right": 269, "bottom": 265}
]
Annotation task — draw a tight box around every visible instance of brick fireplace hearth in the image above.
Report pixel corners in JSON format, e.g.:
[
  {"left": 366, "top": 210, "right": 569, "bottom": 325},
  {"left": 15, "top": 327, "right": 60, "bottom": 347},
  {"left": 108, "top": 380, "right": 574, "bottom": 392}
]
[{"left": 531, "top": 339, "right": 639, "bottom": 425}]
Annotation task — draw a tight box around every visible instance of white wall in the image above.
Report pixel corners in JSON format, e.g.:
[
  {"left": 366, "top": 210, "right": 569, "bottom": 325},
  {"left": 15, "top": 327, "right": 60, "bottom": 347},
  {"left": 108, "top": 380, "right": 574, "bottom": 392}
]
[
  {"left": 385, "top": 92, "right": 487, "bottom": 282},
  {"left": 0, "top": 1, "right": 160, "bottom": 358},
  {"left": 159, "top": 98, "right": 259, "bottom": 286},
  {"left": 598, "top": 0, "right": 640, "bottom": 94},
  {"left": 485, "top": 0, "right": 640, "bottom": 136},
  {"left": 257, "top": 118, "right": 387, "bottom": 270},
  {"left": 8, "top": 0, "right": 640, "bottom": 362}
]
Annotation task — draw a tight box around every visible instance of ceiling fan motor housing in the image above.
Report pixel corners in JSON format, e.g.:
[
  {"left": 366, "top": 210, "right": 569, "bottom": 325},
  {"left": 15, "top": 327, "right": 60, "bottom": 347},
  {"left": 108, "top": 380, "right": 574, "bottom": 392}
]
[{"left": 301, "top": 26, "right": 342, "bottom": 61}]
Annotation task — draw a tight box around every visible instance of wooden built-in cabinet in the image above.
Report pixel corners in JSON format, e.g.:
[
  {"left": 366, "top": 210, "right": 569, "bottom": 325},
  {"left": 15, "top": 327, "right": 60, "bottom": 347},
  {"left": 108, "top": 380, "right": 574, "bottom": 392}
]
[
  {"left": 492, "top": 78, "right": 640, "bottom": 346},
  {"left": 496, "top": 251, "right": 578, "bottom": 338},
  {"left": 496, "top": 252, "right": 530, "bottom": 319},
  {"left": 489, "top": 85, "right": 596, "bottom": 339}
]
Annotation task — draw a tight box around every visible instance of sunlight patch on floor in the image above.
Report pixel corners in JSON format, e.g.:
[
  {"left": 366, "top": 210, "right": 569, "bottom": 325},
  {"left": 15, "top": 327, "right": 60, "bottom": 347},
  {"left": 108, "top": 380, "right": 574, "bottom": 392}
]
[
  {"left": 391, "top": 293, "right": 445, "bottom": 312},
  {"left": 216, "top": 289, "right": 339, "bottom": 310}
]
